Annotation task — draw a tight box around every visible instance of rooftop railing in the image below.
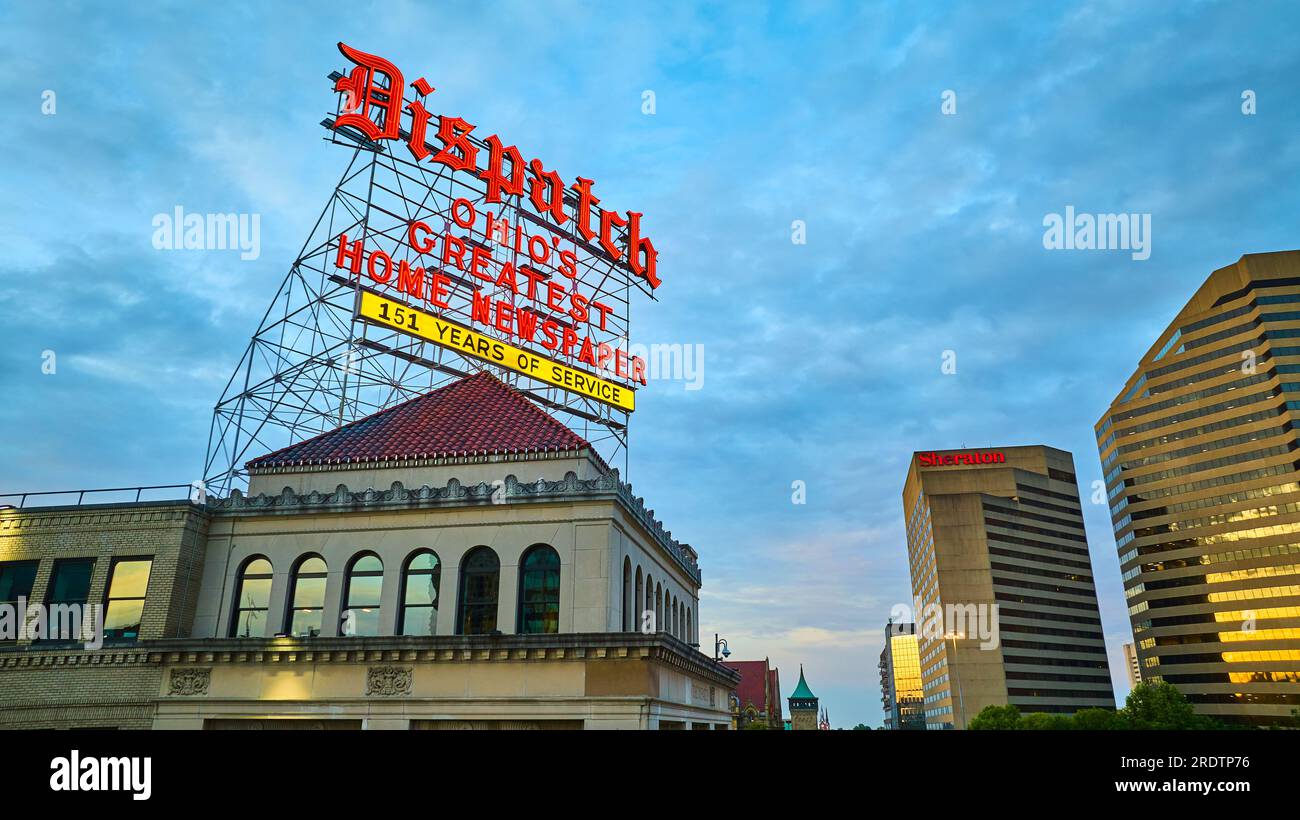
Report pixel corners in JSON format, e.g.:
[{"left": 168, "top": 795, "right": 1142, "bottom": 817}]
[{"left": 0, "top": 484, "right": 203, "bottom": 510}]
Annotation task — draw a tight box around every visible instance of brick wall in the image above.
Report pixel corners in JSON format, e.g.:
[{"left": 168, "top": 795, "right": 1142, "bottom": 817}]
[
  {"left": 0, "top": 651, "right": 162, "bottom": 728},
  {"left": 0, "top": 501, "right": 208, "bottom": 728},
  {"left": 0, "top": 500, "right": 211, "bottom": 642}
]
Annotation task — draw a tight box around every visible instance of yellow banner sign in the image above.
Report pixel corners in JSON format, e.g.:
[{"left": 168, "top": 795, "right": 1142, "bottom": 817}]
[{"left": 358, "top": 290, "right": 635, "bottom": 412}]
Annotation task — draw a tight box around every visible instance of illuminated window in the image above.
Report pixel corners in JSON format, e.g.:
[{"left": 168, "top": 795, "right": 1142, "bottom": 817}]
[
  {"left": 286, "top": 555, "right": 327, "bottom": 637},
  {"left": 457, "top": 546, "right": 499, "bottom": 635},
  {"left": 343, "top": 553, "right": 383, "bottom": 637},
  {"left": 0, "top": 561, "right": 38, "bottom": 644},
  {"left": 103, "top": 558, "right": 152, "bottom": 643},
  {"left": 230, "top": 557, "right": 272, "bottom": 638},
  {"left": 517, "top": 545, "right": 560, "bottom": 634},
  {"left": 399, "top": 551, "right": 440, "bottom": 636},
  {"left": 1222, "top": 649, "right": 1300, "bottom": 663}
]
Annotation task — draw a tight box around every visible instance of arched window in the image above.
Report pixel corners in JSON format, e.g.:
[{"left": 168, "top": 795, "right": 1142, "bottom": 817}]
[
  {"left": 399, "top": 551, "right": 441, "bottom": 636},
  {"left": 644, "top": 574, "right": 654, "bottom": 630},
  {"left": 622, "top": 558, "right": 632, "bottom": 632},
  {"left": 655, "top": 583, "right": 663, "bottom": 632},
  {"left": 687, "top": 608, "right": 693, "bottom": 644},
  {"left": 517, "top": 544, "right": 561, "bottom": 634},
  {"left": 343, "top": 553, "right": 383, "bottom": 636},
  {"left": 457, "top": 546, "right": 500, "bottom": 635},
  {"left": 672, "top": 596, "right": 679, "bottom": 638},
  {"left": 634, "top": 567, "right": 644, "bottom": 633},
  {"left": 230, "top": 557, "right": 272, "bottom": 638},
  {"left": 285, "top": 555, "right": 327, "bottom": 637}
]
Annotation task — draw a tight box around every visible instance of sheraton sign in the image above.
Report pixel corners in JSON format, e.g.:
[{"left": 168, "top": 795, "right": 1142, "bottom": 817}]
[
  {"left": 916, "top": 451, "right": 1006, "bottom": 467},
  {"left": 328, "top": 42, "right": 656, "bottom": 410}
]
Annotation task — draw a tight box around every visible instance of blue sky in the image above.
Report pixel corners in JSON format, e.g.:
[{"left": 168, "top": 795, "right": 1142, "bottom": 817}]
[{"left": 2, "top": 0, "right": 1299, "bottom": 727}]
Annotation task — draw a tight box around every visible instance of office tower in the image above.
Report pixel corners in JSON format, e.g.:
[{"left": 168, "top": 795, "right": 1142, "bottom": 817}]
[
  {"left": 1097, "top": 251, "right": 1300, "bottom": 725},
  {"left": 903, "top": 446, "right": 1114, "bottom": 729},
  {"left": 880, "top": 621, "right": 925, "bottom": 730}
]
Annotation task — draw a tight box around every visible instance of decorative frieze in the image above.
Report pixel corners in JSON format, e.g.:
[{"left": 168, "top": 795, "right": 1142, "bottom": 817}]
[
  {"left": 167, "top": 667, "right": 212, "bottom": 696},
  {"left": 365, "top": 665, "right": 413, "bottom": 696}
]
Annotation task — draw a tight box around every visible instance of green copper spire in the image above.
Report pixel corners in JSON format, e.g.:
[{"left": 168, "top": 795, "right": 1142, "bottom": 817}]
[{"left": 790, "top": 664, "right": 816, "bottom": 700}]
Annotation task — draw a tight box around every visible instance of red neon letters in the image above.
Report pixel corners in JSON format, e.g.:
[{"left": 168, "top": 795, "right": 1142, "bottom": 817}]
[
  {"left": 331, "top": 42, "right": 660, "bottom": 289},
  {"left": 916, "top": 451, "right": 1007, "bottom": 467}
]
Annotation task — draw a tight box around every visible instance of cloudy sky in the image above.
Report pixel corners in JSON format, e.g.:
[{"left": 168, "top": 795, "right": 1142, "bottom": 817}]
[{"left": 3, "top": 0, "right": 1299, "bottom": 727}]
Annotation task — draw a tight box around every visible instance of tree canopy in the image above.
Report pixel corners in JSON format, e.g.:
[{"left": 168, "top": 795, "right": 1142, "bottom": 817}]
[{"left": 967, "top": 682, "right": 1229, "bottom": 730}]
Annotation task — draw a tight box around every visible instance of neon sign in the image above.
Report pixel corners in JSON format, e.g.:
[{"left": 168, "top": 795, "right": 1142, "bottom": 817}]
[
  {"left": 327, "top": 42, "right": 655, "bottom": 410},
  {"left": 916, "top": 451, "right": 1006, "bottom": 467}
]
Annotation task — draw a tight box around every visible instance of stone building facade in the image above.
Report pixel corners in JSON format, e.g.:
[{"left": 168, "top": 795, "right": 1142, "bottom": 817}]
[{"left": 0, "top": 373, "right": 738, "bottom": 729}]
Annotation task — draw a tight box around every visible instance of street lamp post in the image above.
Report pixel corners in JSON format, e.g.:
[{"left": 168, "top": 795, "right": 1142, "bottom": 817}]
[{"left": 712, "top": 634, "right": 733, "bottom": 660}]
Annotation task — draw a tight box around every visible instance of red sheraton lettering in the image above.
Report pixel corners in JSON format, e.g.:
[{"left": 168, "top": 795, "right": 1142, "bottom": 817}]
[{"left": 917, "top": 451, "right": 1007, "bottom": 467}]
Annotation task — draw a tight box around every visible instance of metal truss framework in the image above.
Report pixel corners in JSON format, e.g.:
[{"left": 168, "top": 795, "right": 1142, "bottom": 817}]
[{"left": 204, "top": 95, "right": 649, "bottom": 495}]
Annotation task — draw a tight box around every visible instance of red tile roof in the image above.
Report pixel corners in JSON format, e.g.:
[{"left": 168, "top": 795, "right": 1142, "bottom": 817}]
[
  {"left": 723, "top": 659, "right": 774, "bottom": 714},
  {"left": 246, "top": 371, "right": 599, "bottom": 470}
]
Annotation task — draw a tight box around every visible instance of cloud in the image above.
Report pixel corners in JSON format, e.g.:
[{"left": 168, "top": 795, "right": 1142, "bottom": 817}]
[{"left": 3, "top": 0, "right": 1299, "bottom": 726}]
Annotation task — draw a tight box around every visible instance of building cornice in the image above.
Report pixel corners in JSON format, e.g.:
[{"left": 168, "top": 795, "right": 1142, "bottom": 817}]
[
  {"left": 0, "top": 634, "right": 741, "bottom": 688},
  {"left": 212, "top": 469, "right": 701, "bottom": 582}
]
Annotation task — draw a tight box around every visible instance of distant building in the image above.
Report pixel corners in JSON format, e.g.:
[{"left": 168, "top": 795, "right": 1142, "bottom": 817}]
[
  {"left": 722, "top": 658, "right": 783, "bottom": 729},
  {"left": 879, "top": 621, "right": 925, "bottom": 730},
  {"left": 788, "top": 665, "right": 820, "bottom": 730},
  {"left": 1121, "top": 642, "right": 1142, "bottom": 690}
]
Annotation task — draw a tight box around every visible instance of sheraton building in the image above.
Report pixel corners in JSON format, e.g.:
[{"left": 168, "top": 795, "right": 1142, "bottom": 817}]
[
  {"left": 0, "top": 373, "right": 738, "bottom": 729},
  {"left": 903, "top": 445, "right": 1114, "bottom": 729},
  {"left": 1098, "top": 250, "right": 1300, "bottom": 725}
]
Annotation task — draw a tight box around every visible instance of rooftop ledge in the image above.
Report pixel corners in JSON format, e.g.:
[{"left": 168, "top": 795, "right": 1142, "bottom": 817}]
[
  {"left": 0, "top": 633, "right": 743, "bottom": 686},
  {"left": 0, "top": 470, "right": 702, "bottom": 583}
]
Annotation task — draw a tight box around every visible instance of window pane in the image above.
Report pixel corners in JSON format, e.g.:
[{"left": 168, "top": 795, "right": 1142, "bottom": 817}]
[
  {"left": 349, "top": 606, "right": 381, "bottom": 636},
  {"left": 293, "top": 576, "right": 327, "bottom": 609},
  {"left": 408, "top": 552, "right": 438, "bottom": 572},
  {"left": 108, "top": 559, "right": 152, "bottom": 599},
  {"left": 404, "top": 573, "right": 437, "bottom": 606},
  {"left": 0, "top": 562, "right": 38, "bottom": 602},
  {"left": 238, "top": 576, "right": 272, "bottom": 609},
  {"left": 352, "top": 555, "right": 382, "bottom": 573},
  {"left": 297, "top": 557, "right": 327, "bottom": 575},
  {"left": 289, "top": 609, "right": 324, "bottom": 637},
  {"left": 462, "top": 603, "right": 496, "bottom": 635},
  {"left": 244, "top": 558, "right": 272, "bottom": 576},
  {"left": 49, "top": 560, "right": 94, "bottom": 604},
  {"left": 348, "top": 575, "right": 383, "bottom": 608},
  {"left": 103, "top": 599, "right": 145, "bottom": 637},
  {"left": 234, "top": 609, "right": 264, "bottom": 637},
  {"left": 465, "top": 550, "right": 498, "bottom": 573},
  {"left": 400, "top": 605, "right": 436, "bottom": 636}
]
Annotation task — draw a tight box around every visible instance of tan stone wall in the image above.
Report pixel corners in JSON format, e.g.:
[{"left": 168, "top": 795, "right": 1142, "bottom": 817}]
[{"left": 789, "top": 706, "right": 817, "bottom": 730}]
